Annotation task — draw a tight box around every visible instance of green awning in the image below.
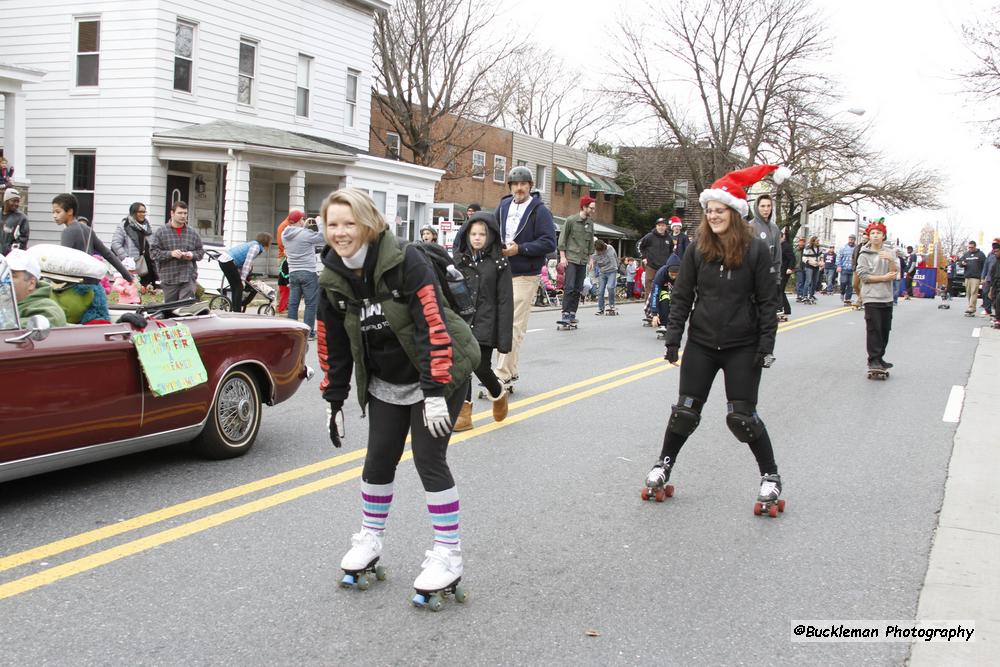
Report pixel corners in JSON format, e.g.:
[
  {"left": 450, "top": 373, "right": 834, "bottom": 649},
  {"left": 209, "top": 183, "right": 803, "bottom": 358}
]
[
  {"left": 555, "top": 166, "right": 581, "bottom": 186},
  {"left": 587, "top": 175, "right": 610, "bottom": 193},
  {"left": 605, "top": 178, "right": 625, "bottom": 196},
  {"left": 573, "top": 170, "right": 596, "bottom": 188}
]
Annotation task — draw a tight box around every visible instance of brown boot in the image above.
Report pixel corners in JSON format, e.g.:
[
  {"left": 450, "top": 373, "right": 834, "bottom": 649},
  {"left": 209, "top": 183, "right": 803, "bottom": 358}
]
[
  {"left": 490, "top": 387, "right": 508, "bottom": 422},
  {"left": 454, "top": 401, "right": 474, "bottom": 431}
]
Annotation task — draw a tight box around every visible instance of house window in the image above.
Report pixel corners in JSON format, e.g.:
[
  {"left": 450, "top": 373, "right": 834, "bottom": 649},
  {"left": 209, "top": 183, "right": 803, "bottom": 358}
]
[
  {"left": 535, "top": 165, "right": 547, "bottom": 192},
  {"left": 674, "top": 179, "right": 689, "bottom": 210},
  {"left": 516, "top": 160, "right": 527, "bottom": 167},
  {"left": 345, "top": 69, "right": 360, "bottom": 129},
  {"left": 472, "top": 150, "right": 486, "bottom": 179},
  {"left": 386, "top": 132, "right": 400, "bottom": 159},
  {"left": 493, "top": 156, "right": 507, "bottom": 183},
  {"left": 174, "top": 20, "right": 195, "bottom": 93},
  {"left": 396, "top": 194, "right": 410, "bottom": 239},
  {"left": 71, "top": 151, "right": 96, "bottom": 222},
  {"left": 296, "top": 54, "right": 313, "bottom": 117},
  {"left": 372, "top": 190, "right": 387, "bottom": 214},
  {"left": 75, "top": 18, "right": 100, "bottom": 87},
  {"left": 237, "top": 39, "right": 257, "bottom": 105}
]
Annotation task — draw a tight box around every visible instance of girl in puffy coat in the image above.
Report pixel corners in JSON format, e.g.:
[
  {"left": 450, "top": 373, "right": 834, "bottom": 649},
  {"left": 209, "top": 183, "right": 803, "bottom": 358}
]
[{"left": 451, "top": 211, "right": 514, "bottom": 430}]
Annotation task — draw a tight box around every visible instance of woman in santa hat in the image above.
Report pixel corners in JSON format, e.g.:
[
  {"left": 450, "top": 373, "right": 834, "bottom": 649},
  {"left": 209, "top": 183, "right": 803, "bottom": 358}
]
[{"left": 642, "top": 164, "right": 786, "bottom": 516}]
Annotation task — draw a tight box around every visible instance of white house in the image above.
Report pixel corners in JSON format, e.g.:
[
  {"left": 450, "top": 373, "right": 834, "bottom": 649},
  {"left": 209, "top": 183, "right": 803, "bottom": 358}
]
[{"left": 0, "top": 0, "right": 441, "bottom": 282}]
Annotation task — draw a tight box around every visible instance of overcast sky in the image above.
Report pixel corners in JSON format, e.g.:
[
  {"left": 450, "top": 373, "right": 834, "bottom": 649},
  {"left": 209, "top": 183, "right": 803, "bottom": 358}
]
[{"left": 508, "top": 0, "right": 1000, "bottom": 248}]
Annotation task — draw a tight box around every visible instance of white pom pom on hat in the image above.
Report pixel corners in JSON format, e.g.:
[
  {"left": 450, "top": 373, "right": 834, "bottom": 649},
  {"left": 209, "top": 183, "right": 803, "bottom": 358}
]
[{"left": 699, "top": 164, "right": 790, "bottom": 218}]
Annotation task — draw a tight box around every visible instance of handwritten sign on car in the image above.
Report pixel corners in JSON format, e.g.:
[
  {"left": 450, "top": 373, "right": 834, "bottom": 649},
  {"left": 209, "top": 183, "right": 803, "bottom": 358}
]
[{"left": 133, "top": 323, "right": 208, "bottom": 396}]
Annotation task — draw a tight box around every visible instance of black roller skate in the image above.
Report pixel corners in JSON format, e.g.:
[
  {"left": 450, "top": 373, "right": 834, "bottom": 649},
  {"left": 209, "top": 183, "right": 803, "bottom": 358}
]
[
  {"left": 753, "top": 473, "right": 785, "bottom": 518},
  {"left": 641, "top": 458, "right": 675, "bottom": 502}
]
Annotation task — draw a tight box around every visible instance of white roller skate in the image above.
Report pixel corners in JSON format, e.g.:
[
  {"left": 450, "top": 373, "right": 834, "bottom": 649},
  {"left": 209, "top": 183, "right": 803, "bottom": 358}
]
[
  {"left": 753, "top": 473, "right": 786, "bottom": 518},
  {"left": 412, "top": 545, "right": 467, "bottom": 611},
  {"left": 641, "top": 458, "right": 674, "bottom": 502},
  {"left": 340, "top": 530, "right": 386, "bottom": 590}
]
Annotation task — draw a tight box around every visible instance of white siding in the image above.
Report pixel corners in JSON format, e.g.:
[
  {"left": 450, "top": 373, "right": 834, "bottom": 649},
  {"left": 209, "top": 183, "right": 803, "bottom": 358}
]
[
  {"left": 511, "top": 133, "right": 553, "bottom": 205},
  {"left": 587, "top": 153, "right": 617, "bottom": 178}
]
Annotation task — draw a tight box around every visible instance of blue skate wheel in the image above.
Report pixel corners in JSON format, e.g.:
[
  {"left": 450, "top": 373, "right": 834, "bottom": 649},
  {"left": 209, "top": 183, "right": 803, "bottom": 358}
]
[
  {"left": 412, "top": 593, "right": 427, "bottom": 607},
  {"left": 340, "top": 573, "right": 356, "bottom": 587}
]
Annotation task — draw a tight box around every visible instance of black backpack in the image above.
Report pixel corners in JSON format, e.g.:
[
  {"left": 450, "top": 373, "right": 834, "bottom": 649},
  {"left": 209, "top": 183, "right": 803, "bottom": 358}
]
[{"left": 387, "top": 239, "right": 476, "bottom": 323}]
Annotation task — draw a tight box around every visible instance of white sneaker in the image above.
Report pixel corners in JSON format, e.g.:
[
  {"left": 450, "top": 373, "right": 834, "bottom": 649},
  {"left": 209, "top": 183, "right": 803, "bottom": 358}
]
[
  {"left": 413, "top": 544, "right": 463, "bottom": 591},
  {"left": 340, "top": 530, "right": 383, "bottom": 572}
]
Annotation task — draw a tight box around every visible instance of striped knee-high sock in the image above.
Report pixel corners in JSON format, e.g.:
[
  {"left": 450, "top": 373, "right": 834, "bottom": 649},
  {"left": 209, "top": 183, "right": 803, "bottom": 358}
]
[
  {"left": 361, "top": 481, "right": 393, "bottom": 535},
  {"left": 426, "top": 487, "right": 460, "bottom": 549}
]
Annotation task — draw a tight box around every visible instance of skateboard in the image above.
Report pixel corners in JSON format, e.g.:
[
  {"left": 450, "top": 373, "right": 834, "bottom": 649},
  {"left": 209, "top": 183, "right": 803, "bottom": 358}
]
[
  {"left": 556, "top": 322, "right": 578, "bottom": 331},
  {"left": 852, "top": 303, "right": 863, "bottom": 311},
  {"left": 867, "top": 368, "right": 889, "bottom": 380},
  {"left": 340, "top": 557, "right": 386, "bottom": 591},
  {"left": 938, "top": 303, "right": 951, "bottom": 309},
  {"left": 605, "top": 308, "right": 619, "bottom": 316},
  {"left": 640, "top": 483, "right": 674, "bottom": 502},
  {"left": 412, "top": 578, "right": 468, "bottom": 611},
  {"left": 964, "top": 311, "right": 976, "bottom": 317},
  {"left": 753, "top": 498, "right": 786, "bottom": 518},
  {"left": 641, "top": 318, "right": 653, "bottom": 327},
  {"left": 777, "top": 313, "right": 789, "bottom": 322},
  {"left": 842, "top": 301, "right": 854, "bottom": 307},
  {"left": 655, "top": 327, "right": 667, "bottom": 340}
]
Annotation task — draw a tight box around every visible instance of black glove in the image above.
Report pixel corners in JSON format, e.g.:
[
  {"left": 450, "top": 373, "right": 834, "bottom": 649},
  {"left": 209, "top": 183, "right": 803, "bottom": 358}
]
[
  {"left": 119, "top": 312, "right": 148, "bottom": 330},
  {"left": 327, "top": 402, "right": 345, "bottom": 448},
  {"left": 664, "top": 345, "right": 679, "bottom": 364},
  {"left": 755, "top": 352, "right": 775, "bottom": 368}
]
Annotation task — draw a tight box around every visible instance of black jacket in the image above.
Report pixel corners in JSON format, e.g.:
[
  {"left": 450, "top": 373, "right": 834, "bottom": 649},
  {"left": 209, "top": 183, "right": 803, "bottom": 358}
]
[
  {"left": 666, "top": 238, "right": 778, "bottom": 354},
  {"left": 958, "top": 249, "right": 987, "bottom": 278},
  {"left": 453, "top": 213, "right": 514, "bottom": 352},
  {"left": 638, "top": 230, "right": 673, "bottom": 269},
  {"left": 780, "top": 239, "right": 795, "bottom": 274}
]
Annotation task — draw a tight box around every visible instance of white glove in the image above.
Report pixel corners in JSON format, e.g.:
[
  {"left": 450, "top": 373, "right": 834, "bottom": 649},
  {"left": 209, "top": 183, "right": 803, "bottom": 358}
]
[
  {"left": 422, "top": 396, "right": 452, "bottom": 438},
  {"left": 122, "top": 257, "right": 137, "bottom": 271}
]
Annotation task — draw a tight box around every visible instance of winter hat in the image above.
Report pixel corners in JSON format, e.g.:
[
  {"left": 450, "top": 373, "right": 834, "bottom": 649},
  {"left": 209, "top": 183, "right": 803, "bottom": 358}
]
[
  {"left": 580, "top": 196, "right": 596, "bottom": 209},
  {"left": 664, "top": 253, "right": 682, "bottom": 272},
  {"left": 654, "top": 217, "right": 668, "bottom": 227},
  {"left": 669, "top": 216, "right": 683, "bottom": 228},
  {"left": 699, "top": 165, "right": 791, "bottom": 218},
  {"left": 5, "top": 248, "right": 41, "bottom": 279},
  {"left": 4, "top": 188, "right": 20, "bottom": 202},
  {"left": 287, "top": 209, "right": 305, "bottom": 223},
  {"left": 865, "top": 219, "right": 887, "bottom": 236}
]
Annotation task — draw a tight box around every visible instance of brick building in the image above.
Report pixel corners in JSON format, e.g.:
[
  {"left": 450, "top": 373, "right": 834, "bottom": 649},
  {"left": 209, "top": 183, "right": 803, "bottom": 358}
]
[{"left": 616, "top": 146, "right": 701, "bottom": 232}]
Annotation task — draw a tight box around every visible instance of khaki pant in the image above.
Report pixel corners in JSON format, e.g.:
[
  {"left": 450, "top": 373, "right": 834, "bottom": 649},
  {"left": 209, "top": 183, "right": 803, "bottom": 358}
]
[
  {"left": 496, "top": 274, "right": 539, "bottom": 382},
  {"left": 965, "top": 278, "right": 981, "bottom": 312}
]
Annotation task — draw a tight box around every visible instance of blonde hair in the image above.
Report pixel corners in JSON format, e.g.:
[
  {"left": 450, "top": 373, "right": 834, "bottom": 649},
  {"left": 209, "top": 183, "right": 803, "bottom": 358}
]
[{"left": 320, "top": 188, "right": 387, "bottom": 244}]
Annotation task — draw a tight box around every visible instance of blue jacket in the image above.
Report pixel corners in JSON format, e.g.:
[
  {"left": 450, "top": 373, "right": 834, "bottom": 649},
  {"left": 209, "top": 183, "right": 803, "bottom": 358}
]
[
  {"left": 836, "top": 243, "right": 855, "bottom": 271},
  {"left": 495, "top": 193, "right": 556, "bottom": 277},
  {"left": 228, "top": 240, "right": 260, "bottom": 270}
]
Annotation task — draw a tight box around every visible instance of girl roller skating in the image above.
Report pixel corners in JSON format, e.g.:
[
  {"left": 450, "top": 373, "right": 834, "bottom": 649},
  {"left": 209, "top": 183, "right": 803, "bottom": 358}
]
[
  {"left": 451, "top": 211, "right": 514, "bottom": 431},
  {"left": 644, "top": 164, "right": 785, "bottom": 517},
  {"left": 317, "top": 188, "right": 480, "bottom": 606}
]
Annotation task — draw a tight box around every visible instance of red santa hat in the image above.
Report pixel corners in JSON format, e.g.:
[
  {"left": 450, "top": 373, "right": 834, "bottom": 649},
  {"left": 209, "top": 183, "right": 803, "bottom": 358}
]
[
  {"left": 699, "top": 164, "right": 791, "bottom": 218},
  {"left": 669, "top": 216, "right": 683, "bottom": 228}
]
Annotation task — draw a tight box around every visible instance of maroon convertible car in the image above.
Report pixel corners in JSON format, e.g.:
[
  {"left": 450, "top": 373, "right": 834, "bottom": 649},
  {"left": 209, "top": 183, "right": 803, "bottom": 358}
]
[{"left": 0, "top": 287, "right": 313, "bottom": 483}]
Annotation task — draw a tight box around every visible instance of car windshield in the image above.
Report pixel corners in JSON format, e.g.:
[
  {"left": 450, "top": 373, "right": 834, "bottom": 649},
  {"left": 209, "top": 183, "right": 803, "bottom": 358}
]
[{"left": 0, "top": 257, "right": 21, "bottom": 330}]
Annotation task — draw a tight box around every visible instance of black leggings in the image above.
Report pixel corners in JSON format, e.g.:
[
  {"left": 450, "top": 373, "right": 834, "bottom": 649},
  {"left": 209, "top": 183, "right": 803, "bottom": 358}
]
[
  {"left": 466, "top": 344, "right": 503, "bottom": 401},
  {"left": 659, "top": 341, "right": 777, "bottom": 475},
  {"left": 363, "top": 384, "right": 468, "bottom": 492},
  {"left": 864, "top": 303, "right": 893, "bottom": 363},
  {"left": 219, "top": 259, "right": 245, "bottom": 313},
  {"left": 779, "top": 274, "right": 791, "bottom": 315}
]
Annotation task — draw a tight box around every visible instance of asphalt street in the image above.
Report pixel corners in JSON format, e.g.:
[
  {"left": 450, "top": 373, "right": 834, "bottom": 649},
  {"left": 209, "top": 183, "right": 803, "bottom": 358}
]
[{"left": 0, "top": 294, "right": 983, "bottom": 666}]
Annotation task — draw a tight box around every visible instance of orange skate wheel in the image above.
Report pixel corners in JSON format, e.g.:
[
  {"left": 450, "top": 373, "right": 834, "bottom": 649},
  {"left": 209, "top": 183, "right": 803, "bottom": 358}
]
[
  {"left": 641, "top": 488, "right": 650, "bottom": 501},
  {"left": 768, "top": 504, "right": 779, "bottom": 518},
  {"left": 665, "top": 484, "right": 674, "bottom": 497},
  {"left": 778, "top": 499, "right": 786, "bottom": 512},
  {"left": 753, "top": 502, "right": 763, "bottom": 516},
  {"left": 654, "top": 488, "right": 665, "bottom": 502}
]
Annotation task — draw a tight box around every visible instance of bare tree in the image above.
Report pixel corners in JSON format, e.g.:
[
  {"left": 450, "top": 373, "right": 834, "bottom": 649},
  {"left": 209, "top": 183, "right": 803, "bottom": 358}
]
[
  {"left": 611, "top": 0, "right": 941, "bottom": 234},
  {"left": 939, "top": 212, "right": 972, "bottom": 258},
  {"left": 486, "top": 45, "right": 622, "bottom": 148},
  {"left": 960, "top": 6, "right": 1000, "bottom": 144},
  {"left": 373, "top": 0, "right": 523, "bottom": 170},
  {"left": 611, "top": 0, "right": 829, "bottom": 193}
]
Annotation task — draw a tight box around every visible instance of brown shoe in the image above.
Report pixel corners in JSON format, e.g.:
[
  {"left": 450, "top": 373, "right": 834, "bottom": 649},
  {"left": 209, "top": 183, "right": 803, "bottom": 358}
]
[
  {"left": 454, "top": 401, "right": 474, "bottom": 431},
  {"left": 490, "top": 387, "right": 508, "bottom": 422}
]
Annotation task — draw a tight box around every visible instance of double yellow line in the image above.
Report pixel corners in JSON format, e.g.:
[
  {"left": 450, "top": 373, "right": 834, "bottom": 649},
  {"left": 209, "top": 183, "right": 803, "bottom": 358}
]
[{"left": 0, "top": 305, "right": 850, "bottom": 601}]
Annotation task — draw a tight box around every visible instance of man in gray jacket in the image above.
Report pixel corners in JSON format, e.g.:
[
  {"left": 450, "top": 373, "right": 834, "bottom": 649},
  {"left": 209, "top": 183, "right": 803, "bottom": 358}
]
[
  {"left": 751, "top": 194, "right": 781, "bottom": 317},
  {"left": 282, "top": 214, "right": 325, "bottom": 339},
  {"left": 856, "top": 220, "right": 899, "bottom": 371}
]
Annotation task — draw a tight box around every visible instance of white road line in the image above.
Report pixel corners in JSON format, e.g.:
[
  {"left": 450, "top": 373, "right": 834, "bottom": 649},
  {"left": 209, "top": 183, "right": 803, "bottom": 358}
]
[
  {"left": 527, "top": 328, "right": 543, "bottom": 333},
  {"left": 942, "top": 385, "right": 965, "bottom": 423},
  {"left": 972, "top": 327, "right": 981, "bottom": 338}
]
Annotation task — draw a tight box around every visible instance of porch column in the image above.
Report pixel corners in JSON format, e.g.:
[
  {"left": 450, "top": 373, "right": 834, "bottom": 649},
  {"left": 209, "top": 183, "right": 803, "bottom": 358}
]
[
  {"left": 3, "top": 92, "right": 28, "bottom": 182},
  {"left": 289, "top": 170, "right": 305, "bottom": 212},
  {"left": 223, "top": 151, "right": 250, "bottom": 246}
]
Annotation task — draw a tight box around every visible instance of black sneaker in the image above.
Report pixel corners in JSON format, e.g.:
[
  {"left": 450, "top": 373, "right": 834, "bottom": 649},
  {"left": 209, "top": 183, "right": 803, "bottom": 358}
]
[{"left": 880, "top": 360, "right": 894, "bottom": 369}]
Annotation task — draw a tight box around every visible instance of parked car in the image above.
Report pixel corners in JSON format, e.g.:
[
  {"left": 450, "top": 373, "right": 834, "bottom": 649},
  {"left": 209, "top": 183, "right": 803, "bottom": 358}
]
[
  {"left": 949, "top": 262, "right": 966, "bottom": 297},
  {"left": 0, "top": 285, "right": 313, "bottom": 483}
]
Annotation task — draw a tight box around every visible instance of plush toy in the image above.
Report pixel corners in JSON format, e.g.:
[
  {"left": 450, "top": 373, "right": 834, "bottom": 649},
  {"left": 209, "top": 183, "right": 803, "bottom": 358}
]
[{"left": 112, "top": 276, "right": 140, "bottom": 304}]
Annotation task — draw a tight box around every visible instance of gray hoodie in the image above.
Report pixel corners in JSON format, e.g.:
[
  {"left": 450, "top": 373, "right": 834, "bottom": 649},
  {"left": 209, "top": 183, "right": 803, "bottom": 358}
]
[
  {"left": 282, "top": 224, "right": 325, "bottom": 273},
  {"left": 856, "top": 244, "right": 898, "bottom": 303},
  {"left": 750, "top": 200, "right": 781, "bottom": 284}
]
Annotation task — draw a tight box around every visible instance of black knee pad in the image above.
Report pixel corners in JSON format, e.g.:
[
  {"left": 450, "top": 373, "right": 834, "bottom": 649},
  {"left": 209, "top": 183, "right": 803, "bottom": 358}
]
[
  {"left": 668, "top": 396, "right": 703, "bottom": 437},
  {"left": 726, "top": 400, "right": 765, "bottom": 442}
]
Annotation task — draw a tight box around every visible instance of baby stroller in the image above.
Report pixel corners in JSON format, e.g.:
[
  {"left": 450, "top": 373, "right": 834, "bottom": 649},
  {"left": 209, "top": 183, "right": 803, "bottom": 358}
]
[{"left": 203, "top": 249, "right": 277, "bottom": 315}]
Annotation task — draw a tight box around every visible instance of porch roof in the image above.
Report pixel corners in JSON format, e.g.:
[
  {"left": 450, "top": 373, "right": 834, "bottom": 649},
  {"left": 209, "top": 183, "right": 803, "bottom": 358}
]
[{"left": 152, "top": 120, "right": 364, "bottom": 159}]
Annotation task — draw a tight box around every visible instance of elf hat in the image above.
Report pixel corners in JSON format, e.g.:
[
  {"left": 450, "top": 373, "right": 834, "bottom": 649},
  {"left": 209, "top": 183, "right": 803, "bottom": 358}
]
[
  {"left": 699, "top": 164, "right": 791, "bottom": 218},
  {"left": 865, "top": 219, "right": 887, "bottom": 236}
]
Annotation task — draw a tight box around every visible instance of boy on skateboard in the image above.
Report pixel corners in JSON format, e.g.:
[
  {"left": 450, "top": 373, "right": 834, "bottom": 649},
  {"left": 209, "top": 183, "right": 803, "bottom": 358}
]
[{"left": 855, "top": 220, "right": 898, "bottom": 375}]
